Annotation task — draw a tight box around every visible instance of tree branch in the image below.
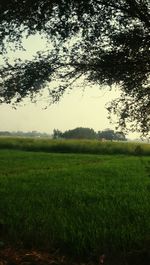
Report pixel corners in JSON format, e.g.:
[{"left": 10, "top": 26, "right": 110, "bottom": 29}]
[{"left": 126, "top": 0, "right": 150, "bottom": 28}]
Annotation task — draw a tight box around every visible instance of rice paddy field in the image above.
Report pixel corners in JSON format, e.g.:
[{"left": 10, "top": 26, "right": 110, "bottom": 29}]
[{"left": 0, "top": 137, "right": 150, "bottom": 264}]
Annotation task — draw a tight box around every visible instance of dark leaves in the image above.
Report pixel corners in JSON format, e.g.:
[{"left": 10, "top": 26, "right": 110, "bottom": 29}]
[{"left": 0, "top": 0, "right": 150, "bottom": 134}]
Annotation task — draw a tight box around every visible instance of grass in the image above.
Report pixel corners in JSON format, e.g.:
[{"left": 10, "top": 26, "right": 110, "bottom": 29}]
[
  {"left": 0, "top": 137, "right": 150, "bottom": 155},
  {"left": 0, "top": 147, "right": 150, "bottom": 260}
]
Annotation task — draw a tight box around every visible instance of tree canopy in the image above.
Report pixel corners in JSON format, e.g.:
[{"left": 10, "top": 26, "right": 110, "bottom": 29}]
[
  {"left": 97, "top": 129, "right": 126, "bottom": 141},
  {"left": 0, "top": 0, "right": 150, "bottom": 135},
  {"left": 53, "top": 127, "right": 126, "bottom": 140},
  {"left": 57, "top": 127, "right": 96, "bottom": 139}
]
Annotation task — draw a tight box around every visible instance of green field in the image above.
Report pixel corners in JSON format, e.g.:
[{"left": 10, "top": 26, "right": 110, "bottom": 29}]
[
  {"left": 0, "top": 139, "right": 150, "bottom": 263},
  {"left": 0, "top": 137, "right": 150, "bottom": 155}
]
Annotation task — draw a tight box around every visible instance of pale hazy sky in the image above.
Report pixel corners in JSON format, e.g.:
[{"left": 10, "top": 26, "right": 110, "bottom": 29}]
[
  {"left": 0, "top": 34, "right": 140, "bottom": 139},
  {"left": 0, "top": 85, "right": 119, "bottom": 133}
]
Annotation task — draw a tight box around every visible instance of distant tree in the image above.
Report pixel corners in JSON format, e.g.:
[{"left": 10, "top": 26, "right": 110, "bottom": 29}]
[
  {"left": 61, "top": 127, "right": 96, "bottom": 139},
  {"left": 0, "top": 131, "right": 11, "bottom": 136},
  {"left": 98, "top": 129, "right": 126, "bottom": 141},
  {"left": 0, "top": 130, "right": 51, "bottom": 137},
  {"left": 98, "top": 129, "right": 115, "bottom": 140},
  {"left": 53, "top": 129, "right": 63, "bottom": 139},
  {"left": 0, "top": 0, "right": 149, "bottom": 135},
  {"left": 115, "top": 131, "right": 127, "bottom": 141}
]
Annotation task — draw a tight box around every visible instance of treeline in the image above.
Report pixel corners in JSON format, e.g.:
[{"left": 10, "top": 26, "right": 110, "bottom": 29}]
[
  {"left": 0, "top": 128, "right": 127, "bottom": 141},
  {"left": 0, "top": 131, "right": 51, "bottom": 138},
  {"left": 53, "top": 127, "right": 126, "bottom": 141}
]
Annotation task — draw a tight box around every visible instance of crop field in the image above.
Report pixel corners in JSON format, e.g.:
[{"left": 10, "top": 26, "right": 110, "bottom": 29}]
[
  {"left": 0, "top": 136, "right": 150, "bottom": 156},
  {"left": 0, "top": 138, "right": 150, "bottom": 264}
]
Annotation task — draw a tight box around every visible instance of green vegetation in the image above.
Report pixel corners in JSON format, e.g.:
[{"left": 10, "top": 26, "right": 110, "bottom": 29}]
[
  {"left": 0, "top": 147, "right": 150, "bottom": 259},
  {"left": 0, "top": 137, "right": 150, "bottom": 156},
  {"left": 1, "top": 1, "right": 150, "bottom": 135},
  {"left": 0, "top": 130, "right": 51, "bottom": 138},
  {"left": 53, "top": 127, "right": 127, "bottom": 141}
]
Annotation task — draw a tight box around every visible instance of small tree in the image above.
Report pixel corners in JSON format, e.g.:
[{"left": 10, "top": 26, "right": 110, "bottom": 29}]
[{"left": 53, "top": 129, "right": 62, "bottom": 139}]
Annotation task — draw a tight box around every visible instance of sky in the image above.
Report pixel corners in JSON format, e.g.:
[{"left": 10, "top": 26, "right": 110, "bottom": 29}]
[
  {"left": 0, "top": 34, "right": 140, "bottom": 139},
  {"left": 0, "top": 85, "right": 120, "bottom": 133}
]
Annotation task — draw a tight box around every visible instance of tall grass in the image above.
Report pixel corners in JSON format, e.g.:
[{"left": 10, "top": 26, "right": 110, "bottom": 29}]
[
  {"left": 0, "top": 137, "right": 149, "bottom": 155},
  {"left": 0, "top": 149, "right": 150, "bottom": 258}
]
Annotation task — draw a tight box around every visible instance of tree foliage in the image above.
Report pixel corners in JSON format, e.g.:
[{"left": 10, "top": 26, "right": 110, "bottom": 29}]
[
  {"left": 0, "top": 0, "right": 150, "bottom": 134},
  {"left": 97, "top": 129, "right": 126, "bottom": 141},
  {"left": 53, "top": 127, "right": 126, "bottom": 141},
  {"left": 61, "top": 127, "right": 96, "bottom": 139}
]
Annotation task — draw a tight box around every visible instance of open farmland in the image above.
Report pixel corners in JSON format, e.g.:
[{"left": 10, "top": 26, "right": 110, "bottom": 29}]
[
  {"left": 0, "top": 139, "right": 150, "bottom": 264},
  {"left": 0, "top": 137, "right": 150, "bottom": 156}
]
